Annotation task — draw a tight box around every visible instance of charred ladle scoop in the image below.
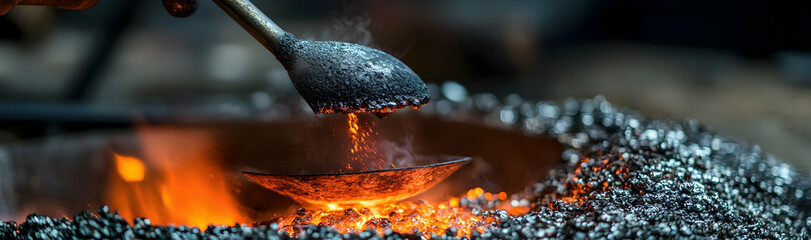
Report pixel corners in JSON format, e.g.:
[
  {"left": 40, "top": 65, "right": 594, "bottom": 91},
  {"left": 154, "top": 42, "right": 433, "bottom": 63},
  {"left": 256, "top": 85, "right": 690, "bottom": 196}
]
[
  {"left": 244, "top": 157, "right": 470, "bottom": 207},
  {"left": 214, "top": 0, "right": 430, "bottom": 116}
]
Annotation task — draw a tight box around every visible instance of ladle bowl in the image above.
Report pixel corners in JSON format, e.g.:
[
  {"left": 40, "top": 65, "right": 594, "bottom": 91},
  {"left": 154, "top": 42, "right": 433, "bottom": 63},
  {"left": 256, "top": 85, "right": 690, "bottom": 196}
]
[{"left": 243, "top": 156, "right": 471, "bottom": 207}]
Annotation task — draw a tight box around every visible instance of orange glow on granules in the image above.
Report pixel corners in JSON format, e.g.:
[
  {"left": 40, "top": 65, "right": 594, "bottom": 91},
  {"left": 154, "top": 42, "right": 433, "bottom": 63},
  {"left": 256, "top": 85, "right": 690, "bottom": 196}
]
[{"left": 272, "top": 188, "right": 527, "bottom": 238}]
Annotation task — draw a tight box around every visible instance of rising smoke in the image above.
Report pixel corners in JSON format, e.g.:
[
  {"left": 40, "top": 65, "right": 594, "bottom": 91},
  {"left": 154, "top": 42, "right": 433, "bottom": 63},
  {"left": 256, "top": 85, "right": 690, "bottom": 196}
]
[
  {"left": 375, "top": 133, "right": 418, "bottom": 168},
  {"left": 318, "top": 2, "right": 377, "bottom": 48}
]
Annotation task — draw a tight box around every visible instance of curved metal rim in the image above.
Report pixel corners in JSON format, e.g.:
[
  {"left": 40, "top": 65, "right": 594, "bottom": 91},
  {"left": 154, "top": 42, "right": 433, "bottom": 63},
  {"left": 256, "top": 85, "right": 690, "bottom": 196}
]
[{"left": 243, "top": 156, "right": 471, "bottom": 177}]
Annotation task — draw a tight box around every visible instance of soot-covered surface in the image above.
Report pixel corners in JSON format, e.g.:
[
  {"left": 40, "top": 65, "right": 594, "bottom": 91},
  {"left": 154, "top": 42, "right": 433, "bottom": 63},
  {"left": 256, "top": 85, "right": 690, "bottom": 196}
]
[
  {"left": 1, "top": 96, "right": 809, "bottom": 239},
  {"left": 277, "top": 33, "right": 430, "bottom": 116}
]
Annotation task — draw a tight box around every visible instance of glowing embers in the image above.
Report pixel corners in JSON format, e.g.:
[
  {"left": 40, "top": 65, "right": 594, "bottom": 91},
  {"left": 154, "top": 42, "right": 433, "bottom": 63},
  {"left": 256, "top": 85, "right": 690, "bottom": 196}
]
[
  {"left": 107, "top": 128, "right": 246, "bottom": 228},
  {"left": 345, "top": 113, "right": 389, "bottom": 171},
  {"left": 272, "top": 188, "right": 526, "bottom": 238},
  {"left": 554, "top": 156, "right": 632, "bottom": 205}
]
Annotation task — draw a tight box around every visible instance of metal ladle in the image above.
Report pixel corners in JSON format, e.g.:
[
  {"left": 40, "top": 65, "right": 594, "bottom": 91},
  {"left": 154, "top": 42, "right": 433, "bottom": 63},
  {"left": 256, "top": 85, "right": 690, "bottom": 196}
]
[
  {"left": 214, "top": 0, "right": 431, "bottom": 117},
  {"left": 0, "top": 0, "right": 430, "bottom": 116}
]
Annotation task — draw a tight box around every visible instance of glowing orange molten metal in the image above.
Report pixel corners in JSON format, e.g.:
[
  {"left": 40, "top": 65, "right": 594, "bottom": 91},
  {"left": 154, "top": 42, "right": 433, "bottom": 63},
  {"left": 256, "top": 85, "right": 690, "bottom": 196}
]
[
  {"left": 107, "top": 128, "right": 246, "bottom": 228},
  {"left": 345, "top": 113, "right": 390, "bottom": 171}
]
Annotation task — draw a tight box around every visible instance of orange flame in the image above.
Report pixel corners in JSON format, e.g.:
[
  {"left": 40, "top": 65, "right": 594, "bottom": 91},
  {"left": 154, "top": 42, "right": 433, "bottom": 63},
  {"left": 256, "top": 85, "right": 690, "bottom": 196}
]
[
  {"left": 107, "top": 128, "right": 246, "bottom": 228},
  {"left": 346, "top": 113, "right": 389, "bottom": 171},
  {"left": 115, "top": 153, "right": 145, "bottom": 182}
]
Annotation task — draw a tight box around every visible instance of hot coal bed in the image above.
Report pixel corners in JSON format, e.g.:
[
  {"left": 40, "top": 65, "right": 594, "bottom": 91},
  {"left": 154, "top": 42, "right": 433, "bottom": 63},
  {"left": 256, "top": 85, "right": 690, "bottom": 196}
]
[{"left": 1, "top": 93, "right": 810, "bottom": 239}]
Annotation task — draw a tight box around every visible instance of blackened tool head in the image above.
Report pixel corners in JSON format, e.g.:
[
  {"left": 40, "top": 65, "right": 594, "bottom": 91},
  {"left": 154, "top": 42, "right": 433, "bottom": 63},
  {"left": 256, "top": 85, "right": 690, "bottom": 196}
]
[{"left": 275, "top": 34, "right": 430, "bottom": 118}]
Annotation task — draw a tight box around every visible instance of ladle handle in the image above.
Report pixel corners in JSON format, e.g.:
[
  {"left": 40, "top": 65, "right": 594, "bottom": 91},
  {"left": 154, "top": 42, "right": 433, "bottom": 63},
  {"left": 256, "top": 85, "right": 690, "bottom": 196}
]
[{"left": 212, "top": 0, "right": 287, "bottom": 56}]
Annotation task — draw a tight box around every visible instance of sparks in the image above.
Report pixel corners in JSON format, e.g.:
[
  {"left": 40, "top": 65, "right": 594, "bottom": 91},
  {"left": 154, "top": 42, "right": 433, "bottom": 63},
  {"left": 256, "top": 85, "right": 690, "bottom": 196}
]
[{"left": 345, "top": 113, "right": 388, "bottom": 171}]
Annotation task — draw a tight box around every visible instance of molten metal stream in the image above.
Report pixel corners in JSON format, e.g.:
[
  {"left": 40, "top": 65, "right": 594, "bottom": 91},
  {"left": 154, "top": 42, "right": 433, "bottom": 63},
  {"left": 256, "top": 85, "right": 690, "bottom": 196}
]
[{"left": 346, "top": 113, "right": 390, "bottom": 171}]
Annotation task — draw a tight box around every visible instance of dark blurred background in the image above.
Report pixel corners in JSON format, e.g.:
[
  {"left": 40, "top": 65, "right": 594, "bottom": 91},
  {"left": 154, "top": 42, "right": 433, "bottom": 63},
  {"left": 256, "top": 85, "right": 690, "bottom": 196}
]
[{"left": 0, "top": 0, "right": 809, "bottom": 171}]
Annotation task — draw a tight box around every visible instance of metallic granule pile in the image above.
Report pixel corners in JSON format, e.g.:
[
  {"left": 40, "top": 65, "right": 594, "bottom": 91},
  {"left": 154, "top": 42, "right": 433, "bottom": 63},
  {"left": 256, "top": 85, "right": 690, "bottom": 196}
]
[
  {"left": 1, "top": 96, "right": 809, "bottom": 239},
  {"left": 491, "top": 97, "right": 810, "bottom": 239}
]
